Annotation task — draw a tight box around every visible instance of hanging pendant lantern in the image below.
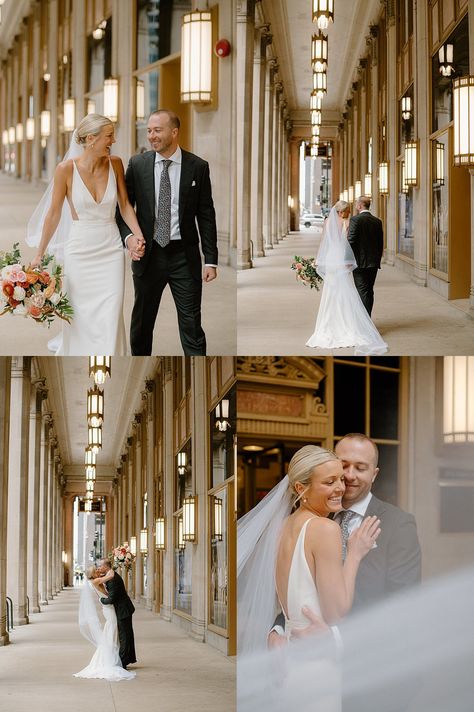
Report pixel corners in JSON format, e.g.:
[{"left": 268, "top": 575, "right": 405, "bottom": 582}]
[
  {"left": 89, "top": 356, "right": 111, "bottom": 385},
  {"left": 87, "top": 385, "right": 104, "bottom": 428},
  {"left": 312, "top": 32, "right": 328, "bottom": 74},
  {"left": 312, "top": 0, "right": 334, "bottom": 31}
]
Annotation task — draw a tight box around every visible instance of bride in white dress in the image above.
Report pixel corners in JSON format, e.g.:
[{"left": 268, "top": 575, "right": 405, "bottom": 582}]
[
  {"left": 27, "top": 114, "right": 145, "bottom": 355},
  {"left": 305, "top": 201, "right": 387, "bottom": 355},
  {"left": 237, "top": 445, "right": 380, "bottom": 711},
  {"left": 74, "top": 566, "right": 136, "bottom": 682}
]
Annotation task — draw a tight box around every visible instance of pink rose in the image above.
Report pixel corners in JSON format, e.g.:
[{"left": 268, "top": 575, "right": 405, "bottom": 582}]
[
  {"left": 295, "top": 263, "right": 303, "bottom": 270},
  {"left": 15, "top": 270, "right": 27, "bottom": 283}
]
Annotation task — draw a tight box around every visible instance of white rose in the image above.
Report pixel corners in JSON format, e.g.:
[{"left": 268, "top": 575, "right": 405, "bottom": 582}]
[
  {"left": 13, "top": 304, "right": 27, "bottom": 316},
  {"left": 13, "top": 286, "right": 26, "bottom": 301},
  {"left": 49, "top": 292, "right": 61, "bottom": 306},
  {"left": 1, "top": 265, "right": 14, "bottom": 282}
]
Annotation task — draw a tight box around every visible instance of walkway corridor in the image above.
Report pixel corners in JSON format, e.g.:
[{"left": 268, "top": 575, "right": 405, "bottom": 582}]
[
  {"left": 0, "top": 174, "right": 236, "bottom": 355},
  {"left": 0, "top": 588, "right": 235, "bottom": 712},
  {"left": 237, "top": 230, "right": 474, "bottom": 355}
]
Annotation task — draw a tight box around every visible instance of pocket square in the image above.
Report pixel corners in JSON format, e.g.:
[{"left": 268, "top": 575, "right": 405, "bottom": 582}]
[{"left": 191, "top": 180, "right": 196, "bottom": 186}]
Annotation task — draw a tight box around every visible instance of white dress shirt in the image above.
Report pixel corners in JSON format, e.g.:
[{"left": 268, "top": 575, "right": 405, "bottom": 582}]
[
  {"left": 334, "top": 490, "right": 373, "bottom": 536},
  {"left": 154, "top": 146, "right": 182, "bottom": 241}
]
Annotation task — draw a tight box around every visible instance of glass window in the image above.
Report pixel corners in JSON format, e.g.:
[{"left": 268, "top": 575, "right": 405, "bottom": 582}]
[
  {"left": 372, "top": 444, "right": 398, "bottom": 505},
  {"left": 334, "top": 363, "right": 365, "bottom": 436},
  {"left": 431, "top": 132, "right": 449, "bottom": 274},
  {"left": 211, "top": 388, "right": 236, "bottom": 488},
  {"left": 398, "top": 185, "right": 414, "bottom": 259},
  {"left": 370, "top": 369, "right": 399, "bottom": 440},
  {"left": 136, "top": 0, "right": 192, "bottom": 69},
  {"left": 176, "top": 440, "right": 192, "bottom": 510},
  {"left": 175, "top": 521, "right": 192, "bottom": 614},
  {"left": 210, "top": 488, "right": 228, "bottom": 629},
  {"left": 431, "top": 15, "right": 469, "bottom": 133},
  {"left": 440, "top": 484, "right": 474, "bottom": 533}
]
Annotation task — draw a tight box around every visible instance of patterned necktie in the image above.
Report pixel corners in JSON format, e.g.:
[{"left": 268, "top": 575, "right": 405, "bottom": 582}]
[
  {"left": 339, "top": 510, "right": 356, "bottom": 561},
  {"left": 154, "top": 159, "right": 172, "bottom": 247}
]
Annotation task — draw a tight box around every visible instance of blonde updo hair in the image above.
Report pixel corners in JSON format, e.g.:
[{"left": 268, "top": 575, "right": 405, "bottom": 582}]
[
  {"left": 75, "top": 114, "right": 113, "bottom": 145},
  {"left": 333, "top": 200, "right": 350, "bottom": 214},
  {"left": 288, "top": 445, "right": 339, "bottom": 502},
  {"left": 86, "top": 565, "right": 97, "bottom": 580}
]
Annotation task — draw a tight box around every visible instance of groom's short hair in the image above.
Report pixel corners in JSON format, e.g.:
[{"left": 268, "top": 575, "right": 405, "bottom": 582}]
[
  {"left": 100, "top": 558, "right": 112, "bottom": 569},
  {"left": 336, "top": 433, "right": 379, "bottom": 466},
  {"left": 149, "top": 109, "right": 180, "bottom": 130},
  {"left": 357, "top": 195, "right": 371, "bottom": 210}
]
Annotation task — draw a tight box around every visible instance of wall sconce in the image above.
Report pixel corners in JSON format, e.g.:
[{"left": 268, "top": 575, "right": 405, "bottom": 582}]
[
  {"left": 104, "top": 79, "right": 118, "bottom": 122},
  {"left": 434, "top": 141, "right": 445, "bottom": 187},
  {"left": 288, "top": 195, "right": 295, "bottom": 209},
  {"left": 348, "top": 185, "right": 354, "bottom": 202},
  {"left": 354, "top": 180, "right": 362, "bottom": 198},
  {"left": 181, "top": 10, "right": 212, "bottom": 103},
  {"left": 342, "top": 189, "right": 348, "bottom": 202},
  {"left": 438, "top": 43, "right": 454, "bottom": 77},
  {"left": 378, "top": 162, "right": 389, "bottom": 195},
  {"left": 310, "top": 91, "right": 323, "bottom": 111},
  {"left": 312, "top": 0, "right": 334, "bottom": 31},
  {"left": 88, "top": 425, "right": 102, "bottom": 453},
  {"left": 85, "top": 447, "right": 96, "bottom": 467},
  {"left": 87, "top": 385, "right": 104, "bottom": 428},
  {"left": 215, "top": 398, "right": 230, "bottom": 432},
  {"left": 312, "top": 71, "right": 327, "bottom": 98},
  {"left": 182, "top": 495, "right": 197, "bottom": 542},
  {"left": 155, "top": 517, "right": 165, "bottom": 550},
  {"left": 177, "top": 451, "right": 187, "bottom": 475},
  {"left": 15, "top": 123, "right": 23, "bottom": 142},
  {"left": 311, "top": 109, "right": 322, "bottom": 126},
  {"left": 26, "top": 118, "right": 35, "bottom": 141},
  {"left": 87, "top": 100, "right": 96, "bottom": 115},
  {"left": 401, "top": 96, "right": 412, "bottom": 121},
  {"left": 178, "top": 518, "right": 185, "bottom": 550},
  {"left": 8, "top": 126, "right": 15, "bottom": 144},
  {"left": 404, "top": 141, "right": 418, "bottom": 186},
  {"left": 89, "top": 356, "right": 111, "bottom": 385},
  {"left": 62, "top": 551, "right": 67, "bottom": 564},
  {"left": 130, "top": 536, "right": 137, "bottom": 555},
  {"left": 443, "top": 356, "right": 474, "bottom": 443},
  {"left": 136, "top": 79, "right": 145, "bottom": 121},
  {"left": 40, "top": 110, "right": 50, "bottom": 138},
  {"left": 2, "top": 130, "right": 8, "bottom": 145},
  {"left": 92, "top": 19, "right": 107, "bottom": 41},
  {"left": 364, "top": 173, "right": 372, "bottom": 197},
  {"left": 140, "top": 528, "right": 148, "bottom": 554},
  {"left": 453, "top": 76, "right": 474, "bottom": 166},
  {"left": 312, "top": 32, "right": 328, "bottom": 73},
  {"left": 401, "top": 161, "right": 409, "bottom": 194},
  {"left": 212, "top": 496, "right": 223, "bottom": 542},
  {"left": 85, "top": 465, "right": 96, "bottom": 481},
  {"left": 63, "top": 99, "right": 75, "bottom": 132}
]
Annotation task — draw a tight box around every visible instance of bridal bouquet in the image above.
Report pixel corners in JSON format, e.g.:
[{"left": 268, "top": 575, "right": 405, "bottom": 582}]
[
  {"left": 291, "top": 255, "right": 323, "bottom": 290},
  {"left": 109, "top": 542, "right": 136, "bottom": 571},
  {"left": 0, "top": 243, "right": 74, "bottom": 326}
]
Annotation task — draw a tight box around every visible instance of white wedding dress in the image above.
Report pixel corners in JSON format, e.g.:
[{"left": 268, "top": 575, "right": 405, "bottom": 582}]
[
  {"left": 74, "top": 583, "right": 135, "bottom": 682},
  {"left": 305, "top": 207, "right": 387, "bottom": 355},
  {"left": 53, "top": 159, "right": 126, "bottom": 355}
]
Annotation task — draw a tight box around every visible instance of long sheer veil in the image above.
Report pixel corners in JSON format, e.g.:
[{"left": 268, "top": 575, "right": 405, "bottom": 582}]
[
  {"left": 237, "top": 475, "right": 293, "bottom": 655},
  {"left": 26, "top": 130, "right": 83, "bottom": 263},
  {"left": 78, "top": 580, "right": 104, "bottom": 648},
  {"left": 316, "top": 206, "right": 357, "bottom": 278}
]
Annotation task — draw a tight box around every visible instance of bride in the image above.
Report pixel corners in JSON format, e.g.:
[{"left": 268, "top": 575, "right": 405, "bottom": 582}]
[
  {"left": 237, "top": 445, "right": 380, "bottom": 710},
  {"left": 74, "top": 565, "right": 136, "bottom": 682},
  {"left": 305, "top": 201, "right": 387, "bottom": 355},
  {"left": 27, "top": 114, "right": 145, "bottom": 355}
]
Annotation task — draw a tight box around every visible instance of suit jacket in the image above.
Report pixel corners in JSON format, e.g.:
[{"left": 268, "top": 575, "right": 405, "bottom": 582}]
[
  {"left": 116, "top": 148, "right": 218, "bottom": 279},
  {"left": 347, "top": 211, "right": 384, "bottom": 269},
  {"left": 100, "top": 571, "right": 135, "bottom": 620},
  {"left": 274, "top": 495, "right": 421, "bottom": 628}
]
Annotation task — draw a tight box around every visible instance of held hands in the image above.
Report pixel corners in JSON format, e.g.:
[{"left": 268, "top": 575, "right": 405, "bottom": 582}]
[
  {"left": 203, "top": 266, "right": 217, "bottom": 283},
  {"left": 127, "top": 234, "right": 145, "bottom": 261},
  {"left": 291, "top": 607, "right": 330, "bottom": 640},
  {"left": 347, "top": 515, "right": 381, "bottom": 561}
]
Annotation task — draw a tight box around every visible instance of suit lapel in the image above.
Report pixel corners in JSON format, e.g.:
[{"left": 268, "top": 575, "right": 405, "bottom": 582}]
[
  {"left": 179, "top": 150, "right": 194, "bottom": 223},
  {"left": 143, "top": 151, "right": 156, "bottom": 219},
  {"left": 365, "top": 495, "right": 386, "bottom": 518}
]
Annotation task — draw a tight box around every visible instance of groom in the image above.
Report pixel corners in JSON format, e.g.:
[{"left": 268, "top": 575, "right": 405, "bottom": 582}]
[
  {"left": 117, "top": 109, "right": 218, "bottom": 356},
  {"left": 98, "top": 558, "right": 137, "bottom": 668},
  {"left": 347, "top": 196, "right": 384, "bottom": 316}
]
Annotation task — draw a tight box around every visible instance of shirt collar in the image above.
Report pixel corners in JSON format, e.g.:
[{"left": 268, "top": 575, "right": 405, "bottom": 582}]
[
  {"left": 359, "top": 209, "right": 371, "bottom": 214},
  {"left": 340, "top": 490, "right": 373, "bottom": 518},
  {"left": 155, "top": 146, "right": 182, "bottom": 165}
]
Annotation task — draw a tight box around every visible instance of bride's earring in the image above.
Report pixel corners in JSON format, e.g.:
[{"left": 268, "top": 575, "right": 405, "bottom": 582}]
[{"left": 303, "top": 497, "right": 308, "bottom": 503}]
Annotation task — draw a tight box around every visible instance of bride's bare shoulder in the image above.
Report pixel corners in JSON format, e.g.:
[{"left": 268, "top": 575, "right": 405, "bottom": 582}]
[
  {"left": 306, "top": 516, "right": 340, "bottom": 542},
  {"left": 55, "top": 158, "right": 74, "bottom": 176}
]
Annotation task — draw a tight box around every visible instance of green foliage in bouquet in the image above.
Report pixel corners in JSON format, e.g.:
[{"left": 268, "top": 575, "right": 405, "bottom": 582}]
[{"left": 291, "top": 256, "right": 323, "bottom": 290}]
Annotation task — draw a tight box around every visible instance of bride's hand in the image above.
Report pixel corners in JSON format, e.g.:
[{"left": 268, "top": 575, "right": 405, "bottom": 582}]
[
  {"left": 347, "top": 515, "right": 381, "bottom": 561},
  {"left": 30, "top": 254, "right": 43, "bottom": 270}
]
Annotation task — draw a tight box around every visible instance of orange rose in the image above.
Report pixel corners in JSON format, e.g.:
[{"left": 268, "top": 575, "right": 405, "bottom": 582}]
[
  {"left": 28, "top": 305, "right": 42, "bottom": 318},
  {"left": 44, "top": 277, "right": 56, "bottom": 299},
  {"left": 3, "top": 283, "right": 14, "bottom": 297},
  {"left": 40, "top": 272, "right": 51, "bottom": 285},
  {"left": 26, "top": 272, "right": 39, "bottom": 285}
]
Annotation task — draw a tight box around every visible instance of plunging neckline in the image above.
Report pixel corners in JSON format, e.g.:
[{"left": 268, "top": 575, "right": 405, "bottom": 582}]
[{"left": 73, "top": 159, "right": 111, "bottom": 205}]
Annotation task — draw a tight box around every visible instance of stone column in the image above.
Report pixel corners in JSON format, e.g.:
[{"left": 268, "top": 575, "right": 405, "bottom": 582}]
[
  {"left": 190, "top": 357, "right": 207, "bottom": 642},
  {"left": 46, "top": 435, "right": 57, "bottom": 600},
  {"left": 32, "top": 2, "right": 42, "bottom": 181},
  {"left": 369, "top": 27, "right": 379, "bottom": 216},
  {"left": 468, "top": 1, "right": 474, "bottom": 314},
  {"left": 250, "top": 23, "right": 271, "bottom": 257},
  {"left": 63, "top": 496, "right": 74, "bottom": 587},
  {"left": 271, "top": 82, "right": 282, "bottom": 245},
  {"left": 133, "top": 419, "right": 143, "bottom": 604},
  {"left": 112, "top": 0, "right": 134, "bottom": 160},
  {"left": 385, "top": 8, "right": 397, "bottom": 264},
  {"left": 161, "top": 362, "right": 174, "bottom": 621},
  {"left": 0, "top": 358, "right": 11, "bottom": 646},
  {"left": 46, "top": 0, "right": 58, "bottom": 182},
  {"left": 262, "top": 58, "right": 276, "bottom": 249},
  {"left": 20, "top": 22, "right": 29, "bottom": 180},
  {"left": 7, "top": 357, "right": 31, "bottom": 626},
  {"left": 236, "top": 0, "right": 256, "bottom": 269},
  {"left": 27, "top": 379, "right": 47, "bottom": 614},
  {"left": 289, "top": 137, "right": 300, "bottom": 231},
  {"left": 72, "top": 0, "right": 86, "bottom": 123},
  {"left": 144, "top": 383, "right": 155, "bottom": 611},
  {"left": 38, "top": 414, "right": 51, "bottom": 605}
]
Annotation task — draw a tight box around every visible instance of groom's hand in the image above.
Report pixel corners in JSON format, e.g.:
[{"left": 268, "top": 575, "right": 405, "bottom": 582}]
[
  {"left": 267, "top": 630, "right": 288, "bottom": 650},
  {"left": 127, "top": 235, "right": 145, "bottom": 261},
  {"left": 291, "top": 606, "right": 329, "bottom": 640},
  {"left": 203, "top": 266, "right": 217, "bottom": 283}
]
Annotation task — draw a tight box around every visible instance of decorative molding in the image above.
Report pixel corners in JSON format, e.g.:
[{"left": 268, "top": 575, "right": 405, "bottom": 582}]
[{"left": 237, "top": 356, "right": 326, "bottom": 390}]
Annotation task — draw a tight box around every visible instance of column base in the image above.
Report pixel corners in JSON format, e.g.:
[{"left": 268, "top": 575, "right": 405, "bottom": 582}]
[
  {"left": 0, "top": 632, "right": 10, "bottom": 646},
  {"left": 256, "top": 251, "right": 265, "bottom": 257},
  {"left": 31, "top": 606, "right": 41, "bottom": 614},
  {"left": 13, "top": 615, "right": 29, "bottom": 626},
  {"left": 264, "top": 243, "right": 273, "bottom": 250},
  {"left": 40, "top": 598, "right": 48, "bottom": 605}
]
